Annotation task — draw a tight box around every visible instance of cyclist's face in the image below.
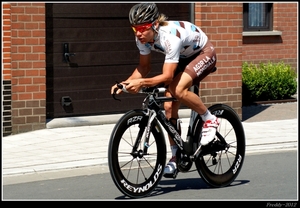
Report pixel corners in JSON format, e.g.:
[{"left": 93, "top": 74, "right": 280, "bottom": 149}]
[{"left": 132, "top": 22, "right": 156, "bottom": 44}]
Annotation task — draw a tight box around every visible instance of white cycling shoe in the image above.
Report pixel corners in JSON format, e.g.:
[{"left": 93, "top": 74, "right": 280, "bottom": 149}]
[
  {"left": 200, "top": 116, "right": 220, "bottom": 146},
  {"left": 163, "top": 156, "right": 177, "bottom": 178}
]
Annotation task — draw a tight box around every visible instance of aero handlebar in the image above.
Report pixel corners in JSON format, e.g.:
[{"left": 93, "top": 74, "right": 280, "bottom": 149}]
[{"left": 112, "top": 81, "right": 167, "bottom": 101}]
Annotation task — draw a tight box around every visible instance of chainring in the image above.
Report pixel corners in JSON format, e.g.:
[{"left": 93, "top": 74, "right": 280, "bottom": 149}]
[{"left": 176, "top": 149, "right": 193, "bottom": 172}]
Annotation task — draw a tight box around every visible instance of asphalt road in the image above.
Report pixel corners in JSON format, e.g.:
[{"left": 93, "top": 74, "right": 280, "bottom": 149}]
[{"left": 3, "top": 150, "right": 297, "bottom": 201}]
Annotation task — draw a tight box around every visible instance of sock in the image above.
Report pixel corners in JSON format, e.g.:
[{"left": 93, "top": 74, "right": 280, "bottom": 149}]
[
  {"left": 170, "top": 145, "right": 178, "bottom": 157},
  {"left": 200, "top": 110, "right": 215, "bottom": 122}
]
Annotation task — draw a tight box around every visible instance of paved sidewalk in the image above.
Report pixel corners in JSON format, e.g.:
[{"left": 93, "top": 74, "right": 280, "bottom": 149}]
[{"left": 2, "top": 103, "right": 298, "bottom": 178}]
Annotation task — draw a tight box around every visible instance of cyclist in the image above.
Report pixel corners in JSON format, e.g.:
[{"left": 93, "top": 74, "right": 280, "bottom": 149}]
[{"left": 110, "top": 3, "right": 219, "bottom": 177}]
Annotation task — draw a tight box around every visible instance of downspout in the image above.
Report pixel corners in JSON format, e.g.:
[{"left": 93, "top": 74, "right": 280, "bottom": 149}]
[{"left": 190, "top": 3, "right": 195, "bottom": 24}]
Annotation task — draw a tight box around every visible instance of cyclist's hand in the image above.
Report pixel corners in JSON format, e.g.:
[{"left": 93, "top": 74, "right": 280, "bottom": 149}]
[
  {"left": 111, "top": 83, "right": 123, "bottom": 95},
  {"left": 125, "top": 79, "right": 143, "bottom": 94}
]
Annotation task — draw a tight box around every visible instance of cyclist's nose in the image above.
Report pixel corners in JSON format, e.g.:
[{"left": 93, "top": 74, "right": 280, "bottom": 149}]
[{"left": 136, "top": 31, "right": 142, "bottom": 36}]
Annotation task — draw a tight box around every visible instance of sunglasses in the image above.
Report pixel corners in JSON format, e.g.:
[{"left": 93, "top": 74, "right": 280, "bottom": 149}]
[{"left": 131, "top": 22, "right": 153, "bottom": 33}]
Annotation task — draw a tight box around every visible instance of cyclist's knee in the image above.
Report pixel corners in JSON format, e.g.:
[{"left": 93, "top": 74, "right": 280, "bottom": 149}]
[
  {"left": 169, "top": 81, "right": 191, "bottom": 101},
  {"left": 172, "top": 88, "right": 189, "bottom": 101}
]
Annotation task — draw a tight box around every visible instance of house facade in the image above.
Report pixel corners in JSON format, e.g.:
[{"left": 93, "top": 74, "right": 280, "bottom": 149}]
[{"left": 2, "top": 2, "right": 297, "bottom": 136}]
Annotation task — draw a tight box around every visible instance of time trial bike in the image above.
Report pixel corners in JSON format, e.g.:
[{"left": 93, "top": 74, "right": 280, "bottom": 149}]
[{"left": 108, "top": 68, "right": 246, "bottom": 198}]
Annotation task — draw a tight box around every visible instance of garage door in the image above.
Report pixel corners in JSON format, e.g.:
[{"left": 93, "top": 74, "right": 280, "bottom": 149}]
[{"left": 46, "top": 3, "right": 191, "bottom": 118}]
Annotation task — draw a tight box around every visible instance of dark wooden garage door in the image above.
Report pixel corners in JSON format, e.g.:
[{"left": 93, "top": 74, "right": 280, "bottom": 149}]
[{"left": 46, "top": 3, "right": 191, "bottom": 118}]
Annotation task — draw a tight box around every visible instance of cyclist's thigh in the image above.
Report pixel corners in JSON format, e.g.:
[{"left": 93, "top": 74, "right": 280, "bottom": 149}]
[{"left": 185, "top": 40, "right": 217, "bottom": 83}]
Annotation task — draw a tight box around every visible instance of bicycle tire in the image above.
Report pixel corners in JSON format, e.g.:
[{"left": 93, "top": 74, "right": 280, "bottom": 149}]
[
  {"left": 108, "top": 109, "right": 166, "bottom": 198},
  {"left": 194, "top": 104, "right": 246, "bottom": 187}
]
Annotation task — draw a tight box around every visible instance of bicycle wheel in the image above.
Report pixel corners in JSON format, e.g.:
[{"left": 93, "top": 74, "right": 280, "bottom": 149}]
[
  {"left": 194, "top": 104, "right": 246, "bottom": 187},
  {"left": 108, "top": 109, "right": 166, "bottom": 198}
]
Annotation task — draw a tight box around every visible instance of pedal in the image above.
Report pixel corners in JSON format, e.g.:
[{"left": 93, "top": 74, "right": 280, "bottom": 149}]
[{"left": 163, "top": 169, "right": 178, "bottom": 179}]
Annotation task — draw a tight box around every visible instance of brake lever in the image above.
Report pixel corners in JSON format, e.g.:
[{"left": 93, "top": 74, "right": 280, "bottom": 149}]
[
  {"left": 112, "top": 81, "right": 122, "bottom": 101},
  {"left": 112, "top": 89, "right": 121, "bottom": 101}
]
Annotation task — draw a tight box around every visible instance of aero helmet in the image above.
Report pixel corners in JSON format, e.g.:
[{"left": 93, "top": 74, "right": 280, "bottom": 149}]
[{"left": 129, "top": 3, "right": 159, "bottom": 25}]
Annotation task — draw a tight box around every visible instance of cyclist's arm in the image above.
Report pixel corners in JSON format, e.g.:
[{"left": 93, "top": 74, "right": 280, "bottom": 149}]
[{"left": 125, "top": 62, "right": 177, "bottom": 93}]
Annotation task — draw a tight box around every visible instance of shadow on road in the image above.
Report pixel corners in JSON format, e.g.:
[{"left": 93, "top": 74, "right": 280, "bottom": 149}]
[
  {"left": 150, "top": 178, "right": 250, "bottom": 198},
  {"left": 241, "top": 104, "right": 270, "bottom": 122},
  {"left": 114, "top": 177, "right": 250, "bottom": 200}
]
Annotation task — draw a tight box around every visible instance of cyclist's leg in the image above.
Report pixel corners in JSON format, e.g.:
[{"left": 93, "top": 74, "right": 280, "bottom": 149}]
[
  {"left": 169, "top": 72, "right": 206, "bottom": 114},
  {"left": 164, "top": 95, "right": 182, "bottom": 146},
  {"left": 163, "top": 94, "right": 181, "bottom": 176},
  {"left": 168, "top": 40, "right": 219, "bottom": 146}
]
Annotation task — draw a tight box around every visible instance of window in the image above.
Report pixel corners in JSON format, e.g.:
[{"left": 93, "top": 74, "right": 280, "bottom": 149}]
[{"left": 243, "top": 3, "right": 273, "bottom": 31}]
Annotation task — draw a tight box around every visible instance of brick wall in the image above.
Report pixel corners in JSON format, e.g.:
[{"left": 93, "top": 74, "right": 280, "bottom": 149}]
[
  {"left": 2, "top": 2, "right": 296, "bottom": 135},
  {"left": 242, "top": 3, "right": 297, "bottom": 70},
  {"left": 195, "top": 3, "right": 243, "bottom": 117},
  {"left": 5, "top": 3, "right": 46, "bottom": 134},
  {"left": 2, "top": 3, "right": 12, "bottom": 136}
]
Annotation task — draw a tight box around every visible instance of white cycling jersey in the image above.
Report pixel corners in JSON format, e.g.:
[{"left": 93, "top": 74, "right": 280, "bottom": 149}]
[{"left": 136, "top": 21, "right": 208, "bottom": 63}]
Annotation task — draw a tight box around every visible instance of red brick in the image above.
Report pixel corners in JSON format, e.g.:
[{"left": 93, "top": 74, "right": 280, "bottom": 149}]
[
  {"left": 12, "top": 22, "right": 24, "bottom": 29},
  {"left": 11, "top": 53, "right": 25, "bottom": 60},
  {"left": 33, "top": 61, "right": 45, "bottom": 68},
  {"left": 11, "top": 69, "right": 25, "bottom": 77},
  {"left": 12, "top": 117, "right": 26, "bottom": 124},
  {"left": 25, "top": 69, "right": 39, "bottom": 76},
  {"left": 32, "top": 45, "right": 44, "bottom": 53},
  {"left": 11, "top": 7, "right": 24, "bottom": 14},
  {"left": 26, "top": 100, "right": 40, "bottom": 107},
  {"left": 18, "top": 77, "right": 32, "bottom": 84},
  {"left": 25, "top": 22, "right": 39, "bottom": 29},
  {"left": 12, "top": 85, "right": 25, "bottom": 92},
  {"left": 25, "top": 38, "right": 39, "bottom": 45},
  {"left": 32, "top": 30, "right": 45, "bottom": 37},
  {"left": 26, "top": 54, "right": 39, "bottom": 60},
  {"left": 26, "top": 85, "right": 39, "bottom": 92},
  {"left": 33, "top": 15, "right": 45, "bottom": 22},
  {"left": 18, "top": 30, "right": 31, "bottom": 37},
  {"left": 33, "top": 77, "right": 45, "bottom": 84},
  {"left": 18, "top": 46, "right": 31, "bottom": 53},
  {"left": 11, "top": 38, "right": 25, "bottom": 45},
  {"left": 33, "top": 92, "right": 46, "bottom": 99},
  {"left": 19, "top": 108, "right": 33, "bottom": 116},
  {"left": 18, "top": 14, "right": 32, "bottom": 22},
  {"left": 19, "top": 62, "right": 33, "bottom": 68},
  {"left": 18, "top": 93, "right": 33, "bottom": 100}
]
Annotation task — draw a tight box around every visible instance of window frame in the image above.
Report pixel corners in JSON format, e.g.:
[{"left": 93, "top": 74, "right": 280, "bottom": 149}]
[{"left": 243, "top": 3, "right": 273, "bottom": 32}]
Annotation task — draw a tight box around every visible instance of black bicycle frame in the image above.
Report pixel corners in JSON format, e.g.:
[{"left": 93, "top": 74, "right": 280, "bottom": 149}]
[{"left": 143, "top": 85, "right": 202, "bottom": 156}]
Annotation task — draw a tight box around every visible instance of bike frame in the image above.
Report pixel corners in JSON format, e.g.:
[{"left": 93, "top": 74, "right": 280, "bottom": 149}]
[{"left": 141, "top": 84, "right": 201, "bottom": 158}]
